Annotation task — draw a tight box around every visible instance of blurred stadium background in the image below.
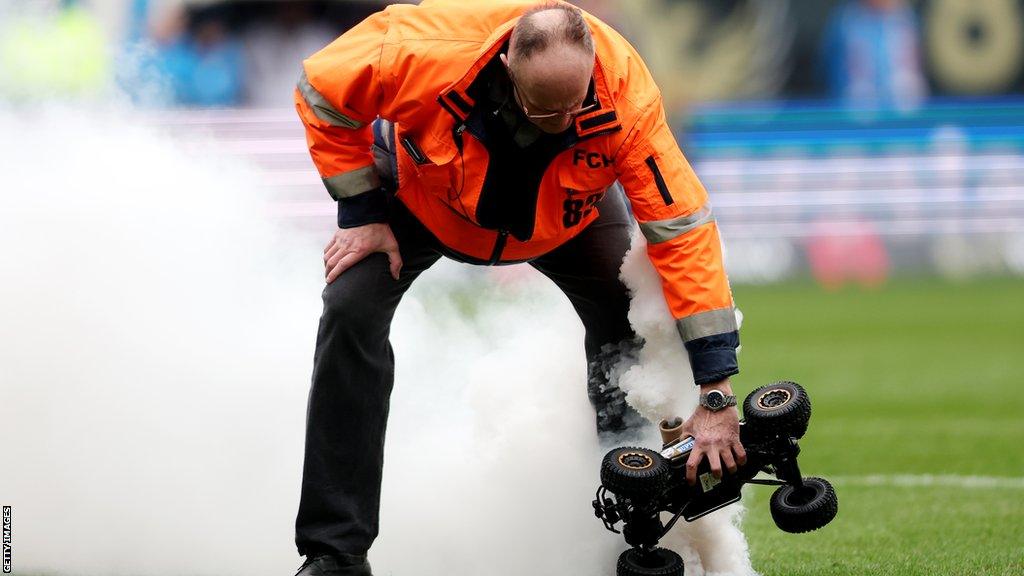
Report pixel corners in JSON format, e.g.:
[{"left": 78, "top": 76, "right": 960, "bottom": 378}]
[
  {"left": 2, "top": 1, "right": 1022, "bottom": 575},
  {"left": 3, "top": 0, "right": 1024, "bottom": 284}
]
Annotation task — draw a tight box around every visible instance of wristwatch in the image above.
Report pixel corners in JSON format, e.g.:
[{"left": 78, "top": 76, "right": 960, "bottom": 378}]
[{"left": 699, "top": 389, "right": 737, "bottom": 412}]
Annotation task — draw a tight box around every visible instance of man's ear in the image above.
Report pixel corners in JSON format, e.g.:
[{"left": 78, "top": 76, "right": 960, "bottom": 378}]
[{"left": 499, "top": 52, "right": 510, "bottom": 69}]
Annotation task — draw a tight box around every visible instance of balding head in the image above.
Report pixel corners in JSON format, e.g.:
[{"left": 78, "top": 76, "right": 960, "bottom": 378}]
[
  {"left": 508, "top": 3, "right": 595, "bottom": 66},
  {"left": 502, "top": 4, "right": 596, "bottom": 133}
]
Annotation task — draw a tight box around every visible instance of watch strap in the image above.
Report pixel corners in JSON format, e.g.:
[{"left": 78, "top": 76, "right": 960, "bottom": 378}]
[{"left": 699, "top": 391, "right": 738, "bottom": 411}]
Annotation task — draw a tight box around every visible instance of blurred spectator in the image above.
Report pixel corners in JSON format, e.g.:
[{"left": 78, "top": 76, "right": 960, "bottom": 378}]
[
  {"left": 242, "top": 2, "right": 337, "bottom": 108},
  {"left": 0, "top": 0, "right": 108, "bottom": 100},
  {"left": 820, "top": 0, "right": 928, "bottom": 108},
  {"left": 121, "top": 0, "right": 244, "bottom": 108}
]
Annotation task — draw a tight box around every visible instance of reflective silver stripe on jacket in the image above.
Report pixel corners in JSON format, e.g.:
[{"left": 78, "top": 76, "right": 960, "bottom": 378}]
[
  {"left": 323, "top": 165, "right": 381, "bottom": 200},
  {"left": 640, "top": 204, "right": 714, "bottom": 244},
  {"left": 297, "top": 71, "right": 365, "bottom": 129},
  {"left": 676, "top": 307, "right": 738, "bottom": 342}
]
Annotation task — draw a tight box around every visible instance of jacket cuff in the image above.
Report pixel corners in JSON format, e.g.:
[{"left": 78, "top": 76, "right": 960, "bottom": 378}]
[
  {"left": 683, "top": 331, "right": 740, "bottom": 386},
  {"left": 337, "top": 188, "right": 390, "bottom": 228}
]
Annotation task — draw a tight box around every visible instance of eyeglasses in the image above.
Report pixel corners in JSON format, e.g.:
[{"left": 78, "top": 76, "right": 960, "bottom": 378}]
[{"left": 507, "top": 68, "right": 598, "bottom": 120}]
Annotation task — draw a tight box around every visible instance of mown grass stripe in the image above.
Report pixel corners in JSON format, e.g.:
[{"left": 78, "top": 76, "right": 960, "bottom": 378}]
[{"left": 831, "top": 474, "right": 1024, "bottom": 490}]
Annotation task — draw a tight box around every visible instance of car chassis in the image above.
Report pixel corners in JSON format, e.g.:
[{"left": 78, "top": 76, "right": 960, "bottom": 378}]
[{"left": 592, "top": 381, "right": 839, "bottom": 576}]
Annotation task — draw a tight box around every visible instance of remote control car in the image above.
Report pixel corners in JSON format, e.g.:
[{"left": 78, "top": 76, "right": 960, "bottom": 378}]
[{"left": 592, "top": 381, "right": 838, "bottom": 576}]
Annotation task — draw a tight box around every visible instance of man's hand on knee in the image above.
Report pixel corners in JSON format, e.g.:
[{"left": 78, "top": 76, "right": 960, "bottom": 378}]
[{"left": 324, "top": 223, "right": 403, "bottom": 283}]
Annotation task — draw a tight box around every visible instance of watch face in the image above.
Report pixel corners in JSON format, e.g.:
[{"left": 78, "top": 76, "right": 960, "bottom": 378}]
[{"left": 705, "top": 390, "right": 726, "bottom": 409}]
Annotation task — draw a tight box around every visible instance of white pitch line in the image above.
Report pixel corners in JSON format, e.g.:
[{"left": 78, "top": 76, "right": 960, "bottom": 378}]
[{"left": 830, "top": 474, "right": 1024, "bottom": 490}]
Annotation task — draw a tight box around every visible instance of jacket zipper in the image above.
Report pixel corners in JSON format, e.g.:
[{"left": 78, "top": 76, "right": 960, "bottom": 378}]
[
  {"left": 645, "top": 155, "right": 674, "bottom": 206},
  {"left": 455, "top": 119, "right": 507, "bottom": 265},
  {"left": 436, "top": 117, "right": 617, "bottom": 267},
  {"left": 488, "top": 229, "right": 509, "bottom": 265}
]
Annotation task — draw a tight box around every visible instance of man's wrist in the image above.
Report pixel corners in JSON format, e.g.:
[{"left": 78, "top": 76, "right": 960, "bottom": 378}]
[
  {"left": 699, "top": 378, "right": 733, "bottom": 393},
  {"left": 697, "top": 379, "right": 738, "bottom": 413}
]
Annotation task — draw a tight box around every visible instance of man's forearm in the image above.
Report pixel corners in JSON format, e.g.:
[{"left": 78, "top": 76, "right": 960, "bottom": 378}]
[{"left": 699, "top": 377, "right": 733, "bottom": 392}]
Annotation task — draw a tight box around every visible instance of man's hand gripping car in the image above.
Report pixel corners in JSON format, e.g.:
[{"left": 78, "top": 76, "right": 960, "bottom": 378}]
[{"left": 592, "top": 381, "right": 838, "bottom": 576}]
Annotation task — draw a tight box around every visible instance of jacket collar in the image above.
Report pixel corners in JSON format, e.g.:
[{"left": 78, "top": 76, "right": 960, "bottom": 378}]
[{"left": 437, "top": 20, "right": 622, "bottom": 138}]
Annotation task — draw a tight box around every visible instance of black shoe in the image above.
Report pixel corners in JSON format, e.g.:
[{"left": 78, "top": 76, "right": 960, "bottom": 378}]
[{"left": 295, "top": 554, "right": 372, "bottom": 576}]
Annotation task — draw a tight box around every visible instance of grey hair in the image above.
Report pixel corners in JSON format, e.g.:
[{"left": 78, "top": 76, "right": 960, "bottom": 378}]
[{"left": 509, "top": 3, "right": 595, "bottom": 63}]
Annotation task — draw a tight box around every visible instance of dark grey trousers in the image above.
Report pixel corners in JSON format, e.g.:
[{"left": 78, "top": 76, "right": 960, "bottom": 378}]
[{"left": 295, "top": 126, "right": 644, "bottom": 561}]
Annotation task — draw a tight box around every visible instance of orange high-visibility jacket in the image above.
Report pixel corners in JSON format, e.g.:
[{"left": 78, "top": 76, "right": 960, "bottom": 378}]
[{"left": 296, "top": 0, "right": 738, "bottom": 384}]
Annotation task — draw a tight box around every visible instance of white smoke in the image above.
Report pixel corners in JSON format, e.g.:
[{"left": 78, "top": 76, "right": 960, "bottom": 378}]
[
  {"left": 0, "top": 104, "right": 319, "bottom": 575},
  {"left": 619, "top": 234, "right": 756, "bottom": 576},
  {"left": 0, "top": 104, "right": 753, "bottom": 576}
]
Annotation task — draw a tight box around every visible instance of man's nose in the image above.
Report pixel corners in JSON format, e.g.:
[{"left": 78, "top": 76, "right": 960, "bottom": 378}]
[{"left": 552, "top": 115, "right": 573, "bottom": 131}]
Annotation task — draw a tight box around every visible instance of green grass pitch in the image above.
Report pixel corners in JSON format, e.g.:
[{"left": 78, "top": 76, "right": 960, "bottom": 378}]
[
  {"left": 731, "top": 277, "right": 1024, "bottom": 576},
  {"left": 10, "top": 278, "right": 1020, "bottom": 576}
]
